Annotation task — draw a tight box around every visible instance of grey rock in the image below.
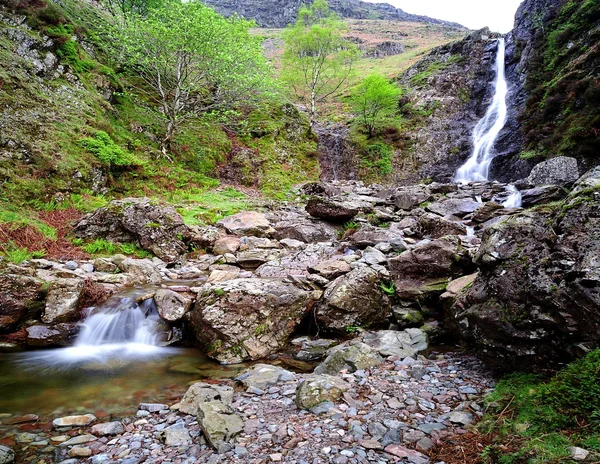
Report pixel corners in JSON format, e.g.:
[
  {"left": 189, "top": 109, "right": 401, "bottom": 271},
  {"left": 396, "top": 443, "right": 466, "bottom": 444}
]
[
  {"left": 154, "top": 289, "right": 192, "bottom": 322},
  {"left": 360, "top": 329, "right": 428, "bottom": 358},
  {"left": 90, "top": 421, "right": 124, "bottom": 436},
  {"left": 42, "top": 278, "right": 84, "bottom": 324},
  {"left": 217, "top": 211, "right": 275, "bottom": 237},
  {"left": 314, "top": 342, "right": 383, "bottom": 375},
  {"left": 0, "top": 446, "right": 14, "bottom": 464},
  {"left": 528, "top": 156, "right": 579, "bottom": 186},
  {"left": 235, "top": 364, "right": 296, "bottom": 390},
  {"left": 296, "top": 375, "right": 350, "bottom": 410},
  {"left": 179, "top": 382, "right": 234, "bottom": 415},
  {"left": 197, "top": 401, "right": 244, "bottom": 450},
  {"left": 160, "top": 423, "right": 192, "bottom": 446}
]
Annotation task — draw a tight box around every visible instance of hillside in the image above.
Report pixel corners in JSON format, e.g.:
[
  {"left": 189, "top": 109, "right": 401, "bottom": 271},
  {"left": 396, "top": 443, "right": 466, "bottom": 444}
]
[{"left": 201, "top": 0, "right": 465, "bottom": 28}]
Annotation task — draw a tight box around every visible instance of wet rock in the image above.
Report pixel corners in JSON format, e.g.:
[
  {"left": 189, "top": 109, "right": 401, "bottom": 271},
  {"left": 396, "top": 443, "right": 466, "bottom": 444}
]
[
  {"left": 53, "top": 414, "right": 96, "bottom": 428},
  {"left": 159, "top": 423, "right": 192, "bottom": 446},
  {"left": 154, "top": 289, "right": 192, "bottom": 322},
  {"left": 190, "top": 279, "right": 320, "bottom": 363},
  {"left": 528, "top": 156, "right": 579, "bottom": 186},
  {"left": 0, "top": 445, "right": 14, "bottom": 464},
  {"left": 314, "top": 342, "right": 383, "bottom": 375},
  {"left": 73, "top": 198, "right": 189, "bottom": 263},
  {"left": 235, "top": 364, "right": 296, "bottom": 390},
  {"left": 26, "top": 323, "right": 77, "bottom": 347},
  {"left": 0, "top": 274, "right": 47, "bottom": 331},
  {"left": 274, "top": 218, "right": 338, "bottom": 243},
  {"left": 197, "top": 401, "right": 244, "bottom": 450},
  {"left": 296, "top": 375, "right": 350, "bottom": 410},
  {"left": 42, "top": 278, "right": 84, "bottom": 324},
  {"left": 426, "top": 198, "right": 480, "bottom": 218},
  {"left": 360, "top": 329, "right": 428, "bottom": 358},
  {"left": 305, "top": 198, "right": 360, "bottom": 222},
  {"left": 316, "top": 266, "right": 391, "bottom": 333},
  {"left": 90, "top": 421, "right": 124, "bottom": 436},
  {"left": 139, "top": 403, "right": 168, "bottom": 412},
  {"left": 179, "top": 382, "right": 234, "bottom": 415},
  {"left": 217, "top": 211, "right": 275, "bottom": 237}
]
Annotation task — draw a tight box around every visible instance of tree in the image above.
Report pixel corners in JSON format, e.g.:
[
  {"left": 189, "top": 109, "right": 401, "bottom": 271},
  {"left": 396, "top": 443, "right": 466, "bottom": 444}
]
[
  {"left": 102, "top": 0, "right": 163, "bottom": 23},
  {"left": 281, "top": 0, "right": 360, "bottom": 125},
  {"left": 117, "top": 1, "right": 273, "bottom": 155},
  {"left": 351, "top": 74, "right": 401, "bottom": 137}
]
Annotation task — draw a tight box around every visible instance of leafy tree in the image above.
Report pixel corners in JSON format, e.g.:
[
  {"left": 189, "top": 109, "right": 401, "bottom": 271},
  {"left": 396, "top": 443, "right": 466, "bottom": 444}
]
[
  {"left": 102, "top": 0, "right": 163, "bottom": 23},
  {"left": 117, "top": 0, "right": 273, "bottom": 156},
  {"left": 351, "top": 74, "right": 401, "bottom": 137},
  {"left": 281, "top": 0, "right": 360, "bottom": 125}
]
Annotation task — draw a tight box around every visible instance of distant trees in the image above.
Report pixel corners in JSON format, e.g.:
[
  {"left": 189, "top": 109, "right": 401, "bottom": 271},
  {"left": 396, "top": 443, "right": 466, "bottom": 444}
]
[
  {"left": 351, "top": 74, "right": 401, "bottom": 137},
  {"left": 281, "top": 0, "right": 360, "bottom": 125},
  {"left": 117, "top": 1, "right": 273, "bottom": 156},
  {"left": 102, "top": 0, "right": 163, "bottom": 23}
]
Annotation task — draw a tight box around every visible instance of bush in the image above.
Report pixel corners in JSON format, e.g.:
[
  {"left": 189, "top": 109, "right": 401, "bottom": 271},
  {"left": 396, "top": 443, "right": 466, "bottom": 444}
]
[{"left": 79, "top": 131, "right": 143, "bottom": 168}]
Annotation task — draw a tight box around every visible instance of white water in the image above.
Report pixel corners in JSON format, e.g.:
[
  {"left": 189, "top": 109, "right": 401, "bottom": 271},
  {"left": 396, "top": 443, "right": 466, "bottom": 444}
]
[
  {"left": 455, "top": 38, "right": 508, "bottom": 183},
  {"left": 502, "top": 184, "right": 523, "bottom": 208},
  {"left": 18, "top": 294, "right": 174, "bottom": 369}
]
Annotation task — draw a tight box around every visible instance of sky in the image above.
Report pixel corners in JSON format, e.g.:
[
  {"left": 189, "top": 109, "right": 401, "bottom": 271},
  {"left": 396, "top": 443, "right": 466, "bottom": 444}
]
[{"left": 364, "top": 0, "right": 524, "bottom": 33}]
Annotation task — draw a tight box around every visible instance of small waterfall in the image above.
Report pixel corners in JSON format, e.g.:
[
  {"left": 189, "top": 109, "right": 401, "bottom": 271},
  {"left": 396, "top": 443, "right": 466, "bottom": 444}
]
[
  {"left": 455, "top": 38, "right": 508, "bottom": 183},
  {"left": 502, "top": 184, "right": 522, "bottom": 208}
]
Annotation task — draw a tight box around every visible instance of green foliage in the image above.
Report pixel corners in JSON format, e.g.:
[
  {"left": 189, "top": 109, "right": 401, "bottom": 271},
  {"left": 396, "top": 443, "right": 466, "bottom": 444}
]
[
  {"left": 380, "top": 281, "right": 396, "bottom": 296},
  {"left": 351, "top": 74, "right": 401, "bottom": 137},
  {"left": 281, "top": 0, "right": 361, "bottom": 123},
  {"left": 172, "top": 187, "right": 250, "bottom": 226},
  {"left": 80, "top": 238, "right": 152, "bottom": 258},
  {"left": 0, "top": 205, "right": 57, "bottom": 239},
  {"left": 0, "top": 242, "right": 45, "bottom": 264},
  {"left": 345, "top": 325, "right": 361, "bottom": 334},
  {"left": 481, "top": 350, "right": 600, "bottom": 463},
  {"left": 519, "top": 150, "right": 541, "bottom": 160},
  {"left": 363, "top": 142, "right": 394, "bottom": 177},
  {"left": 79, "top": 131, "right": 143, "bottom": 168},
  {"left": 410, "top": 55, "right": 462, "bottom": 87}
]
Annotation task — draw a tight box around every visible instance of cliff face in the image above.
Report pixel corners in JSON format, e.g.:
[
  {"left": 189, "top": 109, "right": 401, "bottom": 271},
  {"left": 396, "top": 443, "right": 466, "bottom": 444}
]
[
  {"left": 201, "top": 0, "right": 464, "bottom": 29},
  {"left": 396, "top": 0, "right": 599, "bottom": 183}
]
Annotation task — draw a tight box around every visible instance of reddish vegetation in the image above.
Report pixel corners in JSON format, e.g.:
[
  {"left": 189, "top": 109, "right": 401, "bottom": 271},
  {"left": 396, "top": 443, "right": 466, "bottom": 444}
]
[
  {"left": 78, "top": 277, "right": 112, "bottom": 309},
  {"left": 0, "top": 208, "right": 89, "bottom": 261},
  {"left": 428, "top": 431, "right": 524, "bottom": 464}
]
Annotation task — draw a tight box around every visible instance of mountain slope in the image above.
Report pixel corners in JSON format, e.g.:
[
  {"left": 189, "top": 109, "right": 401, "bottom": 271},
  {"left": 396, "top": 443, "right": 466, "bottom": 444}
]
[{"left": 201, "top": 0, "right": 464, "bottom": 29}]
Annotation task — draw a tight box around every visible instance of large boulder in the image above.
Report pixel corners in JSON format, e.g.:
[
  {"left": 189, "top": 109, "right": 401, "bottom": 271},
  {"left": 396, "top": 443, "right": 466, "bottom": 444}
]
[
  {"left": 360, "top": 329, "right": 428, "bottom": 359},
  {"left": 296, "top": 375, "right": 350, "bottom": 410},
  {"left": 42, "top": 278, "right": 85, "bottom": 324},
  {"left": 216, "top": 211, "right": 275, "bottom": 237},
  {"left": 425, "top": 198, "right": 480, "bottom": 218},
  {"left": 347, "top": 224, "right": 406, "bottom": 250},
  {"left": 179, "top": 382, "right": 234, "bottom": 416},
  {"left": 274, "top": 218, "right": 338, "bottom": 243},
  {"left": 316, "top": 266, "right": 392, "bottom": 333},
  {"left": 388, "top": 238, "right": 474, "bottom": 300},
  {"left": 449, "top": 188, "right": 600, "bottom": 371},
  {"left": 73, "top": 198, "right": 189, "bottom": 263},
  {"left": 196, "top": 401, "right": 244, "bottom": 450},
  {"left": 528, "top": 156, "right": 579, "bottom": 186},
  {"left": 189, "top": 279, "right": 320, "bottom": 363},
  {"left": 235, "top": 364, "right": 296, "bottom": 390},
  {"left": 255, "top": 243, "right": 337, "bottom": 278},
  {"left": 26, "top": 323, "right": 78, "bottom": 347},
  {"left": 154, "top": 289, "right": 192, "bottom": 322},
  {"left": 314, "top": 342, "right": 383, "bottom": 375},
  {"left": 394, "top": 185, "right": 432, "bottom": 211},
  {"left": 0, "top": 273, "right": 47, "bottom": 332},
  {"left": 417, "top": 213, "right": 467, "bottom": 237},
  {"left": 305, "top": 198, "right": 361, "bottom": 222}
]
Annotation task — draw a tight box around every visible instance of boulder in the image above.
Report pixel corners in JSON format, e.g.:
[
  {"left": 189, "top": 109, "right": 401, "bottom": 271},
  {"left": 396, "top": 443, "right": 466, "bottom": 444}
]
[
  {"left": 42, "top": 278, "right": 84, "bottom": 324},
  {"left": 572, "top": 166, "right": 600, "bottom": 194},
  {"left": 360, "top": 329, "right": 428, "bottom": 358},
  {"left": 417, "top": 213, "right": 467, "bottom": 237},
  {"left": 197, "top": 401, "right": 244, "bottom": 450},
  {"left": 348, "top": 224, "right": 406, "bottom": 250},
  {"left": 295, "top": 375, "right": 350, "bottom": 410},
  {"left": 426, "top": 198, "right": 480, "bottom": 218},
  {"left": 179, "top": 382, "right": 234, "bottom": 416},
  {"left": 520, "top": 185, "right": 567, "bottom": 207},
  {"left": 90, "top": 421, "right": 124, "bottom": 436},
  {"left": 206, "top": 269, "right": 240, "bottom": 283},
  {"left": 190, "top": 279, "right": 320, "bottom": 363},
  {"left": 388, "top": 238, "right": 474, "bottom": 300},
  {"left": 314, "top": 342, "right": 383, "bottom": 375},
  {"left": 187, "top": 225, "right": 226, "bottom": 250},
  {"left": 255, "top": 243, "right": 337, "bottom": 278},
  {"left": 394, "top": 186, "right": 432, "bottom": 211},
  {"left": 154, "top": 289, "right": 192, "bottom": 322},
  {"left": 73, "top": 198, "right": 189, "bottom": 263},
  {"left": 159, "top": 423, "right": 192, "bottom": 446},
  {"left": 471, "top": 202, "right": 505, "bottom": 223},
  {"left": 305, "top": 198, "right": 361, "bottom": 222},
  {"left": 308, "top": 260, "right": 351, "bottom": 279},
  {"left": 0, "top": 274, "right": 47, "bottom": 332},
  {"left": 26, "top": 323, "right": 78, "bottom": 347},
  {"left": 316, "top": 267, "right": 392, "bottom": 333},
  {"left": 235, "top": 249, "right": 283, "bottom": 269},
  {"left": 274, "top": 218, "right": 338, "bottom": 243},
  {"left": 449, "top": 191, "right": 600, "bottom": 371},
  {"left": 213, "top": 236, "right": 241, "bottom": 255},
  {"left": 528, "top": 156, "right": 579, "bottom": 186},
  {"left": 235, "top": 364, "right": 296, "bottom": 390},
  {"left": 216, "top": 211, "right": 275, "bottom": 237}
]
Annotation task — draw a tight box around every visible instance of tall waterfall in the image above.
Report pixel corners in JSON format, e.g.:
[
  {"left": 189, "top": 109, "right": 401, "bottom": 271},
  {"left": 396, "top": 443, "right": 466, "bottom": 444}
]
[{"left": 455, "top": 38, "right": 508, "bottom": 183}]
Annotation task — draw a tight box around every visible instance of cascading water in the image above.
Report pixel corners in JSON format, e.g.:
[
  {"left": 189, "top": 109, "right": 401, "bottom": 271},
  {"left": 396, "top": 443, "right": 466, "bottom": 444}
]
[
  {"left": 18, "top": 292, "right": 174, "bottom": 369},
  {"left": 455, "top": 38, "right": 508, "bottom": 184},
  {"left": 502, "top": 184, "right": 523, "bottom": 208}
]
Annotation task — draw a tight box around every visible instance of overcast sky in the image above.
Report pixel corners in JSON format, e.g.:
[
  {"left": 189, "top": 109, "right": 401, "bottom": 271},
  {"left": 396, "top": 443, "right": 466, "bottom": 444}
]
[{"left": 364, "top": 0, "right": 524, "bottom": 33}]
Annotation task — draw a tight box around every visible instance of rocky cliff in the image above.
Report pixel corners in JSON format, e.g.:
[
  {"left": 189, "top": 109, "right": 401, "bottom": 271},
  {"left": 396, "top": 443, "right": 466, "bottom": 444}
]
[{"left": 201, "top": 0, "right": 464, "bottom": 29}]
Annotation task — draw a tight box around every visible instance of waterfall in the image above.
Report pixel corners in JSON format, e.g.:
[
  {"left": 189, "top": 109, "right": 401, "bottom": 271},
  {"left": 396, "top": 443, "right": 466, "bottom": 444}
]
[
  {"left": 502, "top": 184, "right": 523, "bottom": 208},
  {"left": 18, "top": 293, "right": 173, "bottom": 369},
  {"left": 455, "top": 38, "right": 508, "bottom": 183}
]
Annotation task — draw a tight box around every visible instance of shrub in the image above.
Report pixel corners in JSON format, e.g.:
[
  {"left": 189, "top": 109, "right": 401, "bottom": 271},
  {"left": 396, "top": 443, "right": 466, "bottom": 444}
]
[{"left": 79, "top": 131, "right": 143, "bottom": 168}]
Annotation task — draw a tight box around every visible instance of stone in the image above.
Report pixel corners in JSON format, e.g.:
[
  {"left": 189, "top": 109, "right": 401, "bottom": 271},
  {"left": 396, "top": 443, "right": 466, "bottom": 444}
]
[
  {"left": 0, "top": 445, "right": 14, "bottom": 464},
  {"left": 316, "top": 266, "right": 391, "bottom": 333},
  {"left": 42, "top": 278, "right": 84, "bottom": 324},
  {"left": 190, "top": 279, "right": 319, "bottom": 363},
  {"left": 160, "top": 423, "right": 192, "bottom": 446},
  {"left": 154, "top": 289, "right": 192, "bottom": 322},
  {"left": 426, "top": 198, "right": 480, "bottom": 218},
  {"left": 296, "top": 374, "right": 350, "bottom": 410},
  {"left": 139, "top": 403, "right": 168, "bottom": 412},
  {"left": 235, "top": 364, "right": 296, "bottom": 390},
  {"left": 528, "top": 156, "right": 579, "bottom": 186},
  {"left": 60, "top": 434, "right": 96, "bottom": 446},
  {"left": 568, "top": 446, "right": 590, "bottom": 461},
  {"left": 68, "top": 447, "right": 92, "bottom": 458},
  {"left": 520, "top": 185, "right": 568, "bottom": 207},
  {"left": 179, "top": 382, "right": 234, "bottom": 415},
  {"left": 73, "top": 197, "right": 190, "bottom": 263},
  {"left": 217, "top": 211, "right": 275, "bottom": 237},
  {"left": 93, "top": 258, "right": 119, "bottom": 273},
  {"left": 314, "top": 342, "right": 383, "bottom": 375},
  {"left": 384, "top": 444, "right": 429, "bottom": 464},
  {"left": 308, "top": 260, "right": 351, "bottom": 279},
  {"left": 207, "top": 269, "right": 241, "bottom": 283},
  {"left": 448, "top": 411, "right": 474, "bottom": 425},
  {"left": 213, "top": 236, "right": 241, "bottom": 255},
  {"left": 26, "top": 323, "right": 77, "bottom": 347},
  {"left": 236, "top": 249, "right": 282, "bottom": 268},
  {"left": 358, "top": 439, "right": 383, "bottom": 450},
  {"left": 64, "top": 260, "right": 78, "bottom": 270},
  {"left": 197, "top": 401, "right": 244, "bottom": 450},
  {"left": 305, "top": 198, "right": 361, "bottom": 222},
  {"left": 348, "top": 224, "right": 406, "bottom": 250},
  {"left": 53, "top": 414, "right": 96, "bottom": 428},
  {"left": 360, "top": 329, "right": 428, "bottom": 359},
  {"left": 572, "top": 165, "right": 600, "bottom": 194},
  {"left": 295, "top": 338, "right": 338, "bottom": 361},
  {"left": 0, "top": 274, "right": 47, "bottom": 331},
  {"left": 417, "top": 212, "right": 467, "bottom": 237},
  {"left": 90, "top": 421, "right": 124, "bottom": 436},
  {"left": 362, "top": 247, "right": 387, "bottom": 265},
  {"left": 394, "top": 186, "right": 432, "bottom": 211},
  {"left": 116, "top": 257, "right": 162, "bottom": 284},
  {"left": 274, "top": 218, "right": 338, "bottom": 243},
  {"left": 255, "top": 243, "right": 337, "bottom": 278}
]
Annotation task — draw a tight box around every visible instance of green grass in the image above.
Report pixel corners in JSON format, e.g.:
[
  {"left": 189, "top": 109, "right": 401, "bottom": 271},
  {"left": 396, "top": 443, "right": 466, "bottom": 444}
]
[
  {"left": 169, "top": 187, "right": 252, "bottom": 226},
  {"left": 80, "top": 238, "right": 153, "bottom": 258},
  {"left": 0, "top": 204, "right": 57, "bottom": 240},
  {"left": 479, "top": 350, "right": 600, "bottom": 463},
  {"left": 0, "top": 242, "right": 46, "bottom": 264}
]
